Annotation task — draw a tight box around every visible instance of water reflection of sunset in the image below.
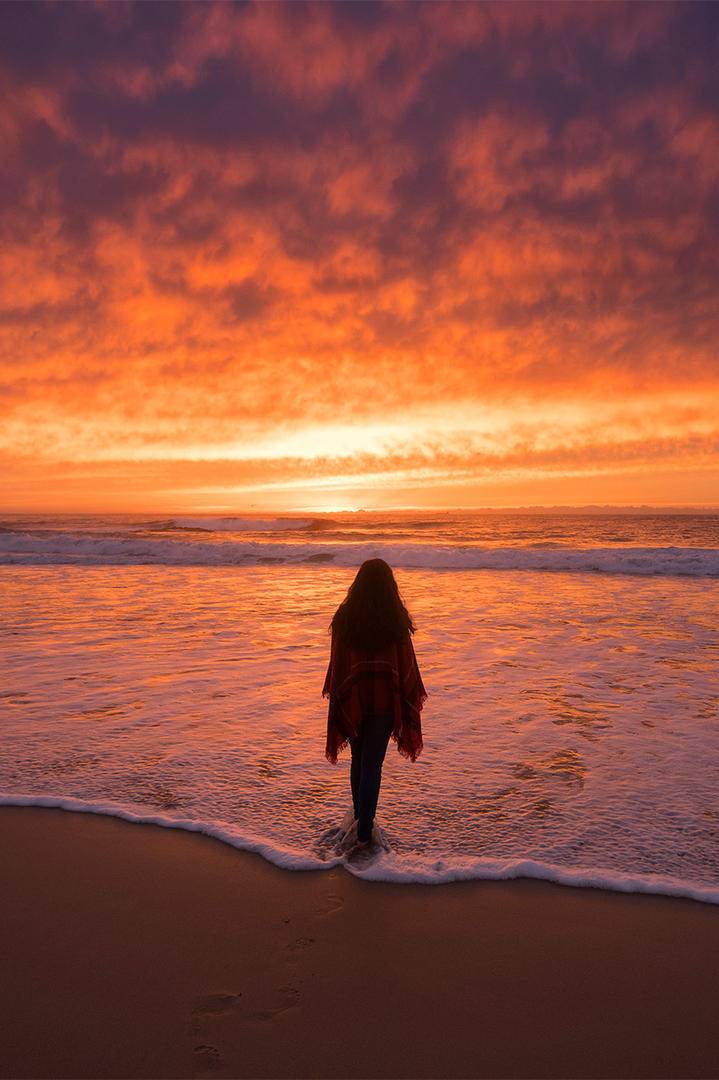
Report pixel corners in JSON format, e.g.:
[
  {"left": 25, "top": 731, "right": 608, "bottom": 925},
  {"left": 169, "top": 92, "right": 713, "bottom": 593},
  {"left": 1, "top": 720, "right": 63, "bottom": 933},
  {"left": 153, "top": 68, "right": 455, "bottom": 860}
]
[{"left": 3, "top": 562, "right": 717, "bottom": 884}]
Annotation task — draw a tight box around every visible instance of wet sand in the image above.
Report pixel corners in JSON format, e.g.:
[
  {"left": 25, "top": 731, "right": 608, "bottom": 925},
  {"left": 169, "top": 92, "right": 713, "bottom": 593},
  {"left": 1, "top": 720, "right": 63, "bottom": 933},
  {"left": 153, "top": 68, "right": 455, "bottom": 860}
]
[{"left": 1, "top": 805, "right": 718, "bottom": 1079}]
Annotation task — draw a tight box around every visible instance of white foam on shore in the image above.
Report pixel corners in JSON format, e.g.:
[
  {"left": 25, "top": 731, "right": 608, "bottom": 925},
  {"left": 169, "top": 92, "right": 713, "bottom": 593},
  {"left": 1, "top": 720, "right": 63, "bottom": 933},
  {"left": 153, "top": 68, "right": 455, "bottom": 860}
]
[
  {"left": 0, "top": 793, "right": 344, "bottom": 872},
  {"left": 3, "top": 793, "right": 718, "bottom": 905}
]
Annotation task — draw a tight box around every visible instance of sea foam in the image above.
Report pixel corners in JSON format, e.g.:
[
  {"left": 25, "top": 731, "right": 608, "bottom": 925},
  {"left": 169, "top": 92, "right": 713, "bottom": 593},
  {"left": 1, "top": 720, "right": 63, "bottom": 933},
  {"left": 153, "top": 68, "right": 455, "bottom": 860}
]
[
  {"left": 2, "top": 531, "right": 718, "bottom": 576},
  {"left": 2, "top": 794, "right": 718, "bottom": 904}
]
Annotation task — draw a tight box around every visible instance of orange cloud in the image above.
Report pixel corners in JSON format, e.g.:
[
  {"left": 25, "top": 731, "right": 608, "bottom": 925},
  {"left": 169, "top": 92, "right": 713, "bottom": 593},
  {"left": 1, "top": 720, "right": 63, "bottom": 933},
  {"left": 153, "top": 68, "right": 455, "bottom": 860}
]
[{"left": 0, "top": 0, "right": 717, "bottom": 510}]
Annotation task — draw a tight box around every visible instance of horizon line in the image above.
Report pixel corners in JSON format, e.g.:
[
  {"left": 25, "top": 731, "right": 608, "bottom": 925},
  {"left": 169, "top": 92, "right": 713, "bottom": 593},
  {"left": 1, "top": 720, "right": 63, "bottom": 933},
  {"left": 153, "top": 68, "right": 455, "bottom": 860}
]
[{"left": 2, "top": 502, "right": 719, "bottom": 516}]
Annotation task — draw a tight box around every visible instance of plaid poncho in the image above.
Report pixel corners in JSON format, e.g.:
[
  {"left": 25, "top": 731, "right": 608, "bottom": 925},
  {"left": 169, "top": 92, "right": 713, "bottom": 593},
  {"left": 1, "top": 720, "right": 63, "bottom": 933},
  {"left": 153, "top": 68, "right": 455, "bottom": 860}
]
[{"left": 322, "top": 631, "right": 427, "bottom": 764}]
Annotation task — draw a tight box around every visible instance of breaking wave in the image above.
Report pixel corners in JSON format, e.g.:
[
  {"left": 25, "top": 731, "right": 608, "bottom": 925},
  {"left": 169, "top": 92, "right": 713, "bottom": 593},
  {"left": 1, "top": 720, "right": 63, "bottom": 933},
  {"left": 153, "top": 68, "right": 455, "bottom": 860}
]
[
  {"left": 168, "top": 515, "right": 320, "bottom": 532},
  {"left": 1, "top": 530, "right": 718, "bottom": 577}
]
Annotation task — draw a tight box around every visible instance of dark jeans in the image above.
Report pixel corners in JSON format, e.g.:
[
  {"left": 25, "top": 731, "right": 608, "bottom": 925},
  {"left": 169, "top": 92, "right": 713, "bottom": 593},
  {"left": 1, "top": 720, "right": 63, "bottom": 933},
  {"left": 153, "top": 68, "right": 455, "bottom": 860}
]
[{"left": 349, "top": 712, "right": 392, "bottom": 843}]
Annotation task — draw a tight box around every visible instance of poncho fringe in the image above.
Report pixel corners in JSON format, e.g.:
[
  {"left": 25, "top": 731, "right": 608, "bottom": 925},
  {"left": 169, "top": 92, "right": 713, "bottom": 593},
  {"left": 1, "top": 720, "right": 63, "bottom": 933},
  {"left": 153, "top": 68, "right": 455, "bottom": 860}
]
[{"left": 322, "top": 632, "right": 427, "bottom": 764}]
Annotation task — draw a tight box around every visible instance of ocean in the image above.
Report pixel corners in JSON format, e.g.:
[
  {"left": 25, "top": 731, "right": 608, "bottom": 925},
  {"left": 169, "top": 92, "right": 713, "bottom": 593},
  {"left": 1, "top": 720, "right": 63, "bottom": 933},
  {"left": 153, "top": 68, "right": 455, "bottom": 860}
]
[{"left": 1, "top": 510, "right": 718, "bottom": 901}]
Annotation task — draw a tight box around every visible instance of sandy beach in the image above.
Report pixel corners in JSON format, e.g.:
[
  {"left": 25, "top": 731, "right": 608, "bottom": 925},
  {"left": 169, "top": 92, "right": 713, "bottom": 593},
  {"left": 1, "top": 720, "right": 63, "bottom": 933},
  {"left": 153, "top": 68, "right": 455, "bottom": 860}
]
[
  {"left": 1, "top": 807, "right": 717, "bottom": 1079},
  {"left": 3, "top": 0, "right": 719, "bottom": 1072}
]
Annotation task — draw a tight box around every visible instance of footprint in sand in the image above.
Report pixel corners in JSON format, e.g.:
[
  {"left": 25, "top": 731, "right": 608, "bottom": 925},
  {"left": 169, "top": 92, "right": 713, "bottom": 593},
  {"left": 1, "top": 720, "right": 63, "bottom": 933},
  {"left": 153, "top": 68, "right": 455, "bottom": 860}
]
[
  {"left": 193, "top": 993, "right": 243, "bottom": 1018},
  {"left": 314, "top": 891, "right": 344, "bottom": 916},
  {"left": 190, "top": 993, "right": 242, "bottom": 1068},
  {"left": 192, "top": 980, "right": 300, "bottom": 1033},
  {"left": 190, "top": 933, "right": 315, "bottom": 1054},
  {"left": 191, "top": 990, "right": 249, "bottom": 1024},
  {"left": 192, "top": 1043, "right": 222, "bottom": 1075},
  {"left": 245, "top": 983, "right": 300, "bottom": 1022},
  {"left": 286, "top": 935, "right": 315, "bottom": 953}
]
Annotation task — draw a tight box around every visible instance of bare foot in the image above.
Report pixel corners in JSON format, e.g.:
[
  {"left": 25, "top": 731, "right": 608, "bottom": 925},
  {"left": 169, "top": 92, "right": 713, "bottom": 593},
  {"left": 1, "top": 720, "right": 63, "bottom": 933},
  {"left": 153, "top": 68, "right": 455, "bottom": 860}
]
[
  {"left": 336, "top": 817, "right": 390, "bottom": 856},
  {"left": 337, "top": 819, "right": 359, "bottom": 853},
  {"left": 346, "top": 838, "right": 376, "bottom": 864}
]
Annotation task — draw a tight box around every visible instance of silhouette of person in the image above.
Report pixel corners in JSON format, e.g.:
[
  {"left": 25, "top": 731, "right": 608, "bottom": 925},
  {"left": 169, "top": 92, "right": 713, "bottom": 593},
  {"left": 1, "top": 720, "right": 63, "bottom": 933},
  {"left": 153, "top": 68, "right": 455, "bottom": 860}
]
[{"left": 323, "top": 559, "right": 427, "bottom": 848}]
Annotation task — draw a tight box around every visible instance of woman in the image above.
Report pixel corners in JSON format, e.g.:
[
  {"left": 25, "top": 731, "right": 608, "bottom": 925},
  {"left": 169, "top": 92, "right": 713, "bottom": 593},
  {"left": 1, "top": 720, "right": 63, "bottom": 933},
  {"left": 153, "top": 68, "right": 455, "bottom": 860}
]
[{"left": 322, "top": 558, "right": 427, "bottom": 850}]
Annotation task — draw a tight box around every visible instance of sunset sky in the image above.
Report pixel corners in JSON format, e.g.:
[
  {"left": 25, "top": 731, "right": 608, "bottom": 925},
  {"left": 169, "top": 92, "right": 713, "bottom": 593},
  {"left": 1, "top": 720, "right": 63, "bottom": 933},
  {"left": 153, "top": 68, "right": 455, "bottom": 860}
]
[{"left": 1, "top": 0, "right": 717, "bottom": 512}]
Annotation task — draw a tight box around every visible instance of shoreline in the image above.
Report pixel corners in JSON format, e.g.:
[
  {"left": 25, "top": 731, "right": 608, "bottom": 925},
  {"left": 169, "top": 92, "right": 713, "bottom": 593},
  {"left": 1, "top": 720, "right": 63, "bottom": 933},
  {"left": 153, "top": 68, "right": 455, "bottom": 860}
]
[
  {"left": 2, "top": 793, "right": 719, "bottom": 904},
  {"left": 2, "top": 806, "right": 718, "bottom": 1079}
]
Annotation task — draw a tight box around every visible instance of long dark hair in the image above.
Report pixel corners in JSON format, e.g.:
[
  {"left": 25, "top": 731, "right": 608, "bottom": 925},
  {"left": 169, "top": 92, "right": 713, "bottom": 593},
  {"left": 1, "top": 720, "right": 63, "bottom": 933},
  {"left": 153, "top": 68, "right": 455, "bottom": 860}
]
[{"left": 330, "top": 558, "right": 416, "bottom": 652}]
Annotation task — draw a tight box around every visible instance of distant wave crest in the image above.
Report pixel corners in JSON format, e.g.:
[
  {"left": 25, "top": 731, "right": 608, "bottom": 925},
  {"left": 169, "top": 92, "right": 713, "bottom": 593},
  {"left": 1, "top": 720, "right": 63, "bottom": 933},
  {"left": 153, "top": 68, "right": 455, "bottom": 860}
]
[
  {"left": 168, "top": 515, "right": 319, "bottom": 532},
  {"left": 1, "top": 530, "right": 718, "bottom": 576}
]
